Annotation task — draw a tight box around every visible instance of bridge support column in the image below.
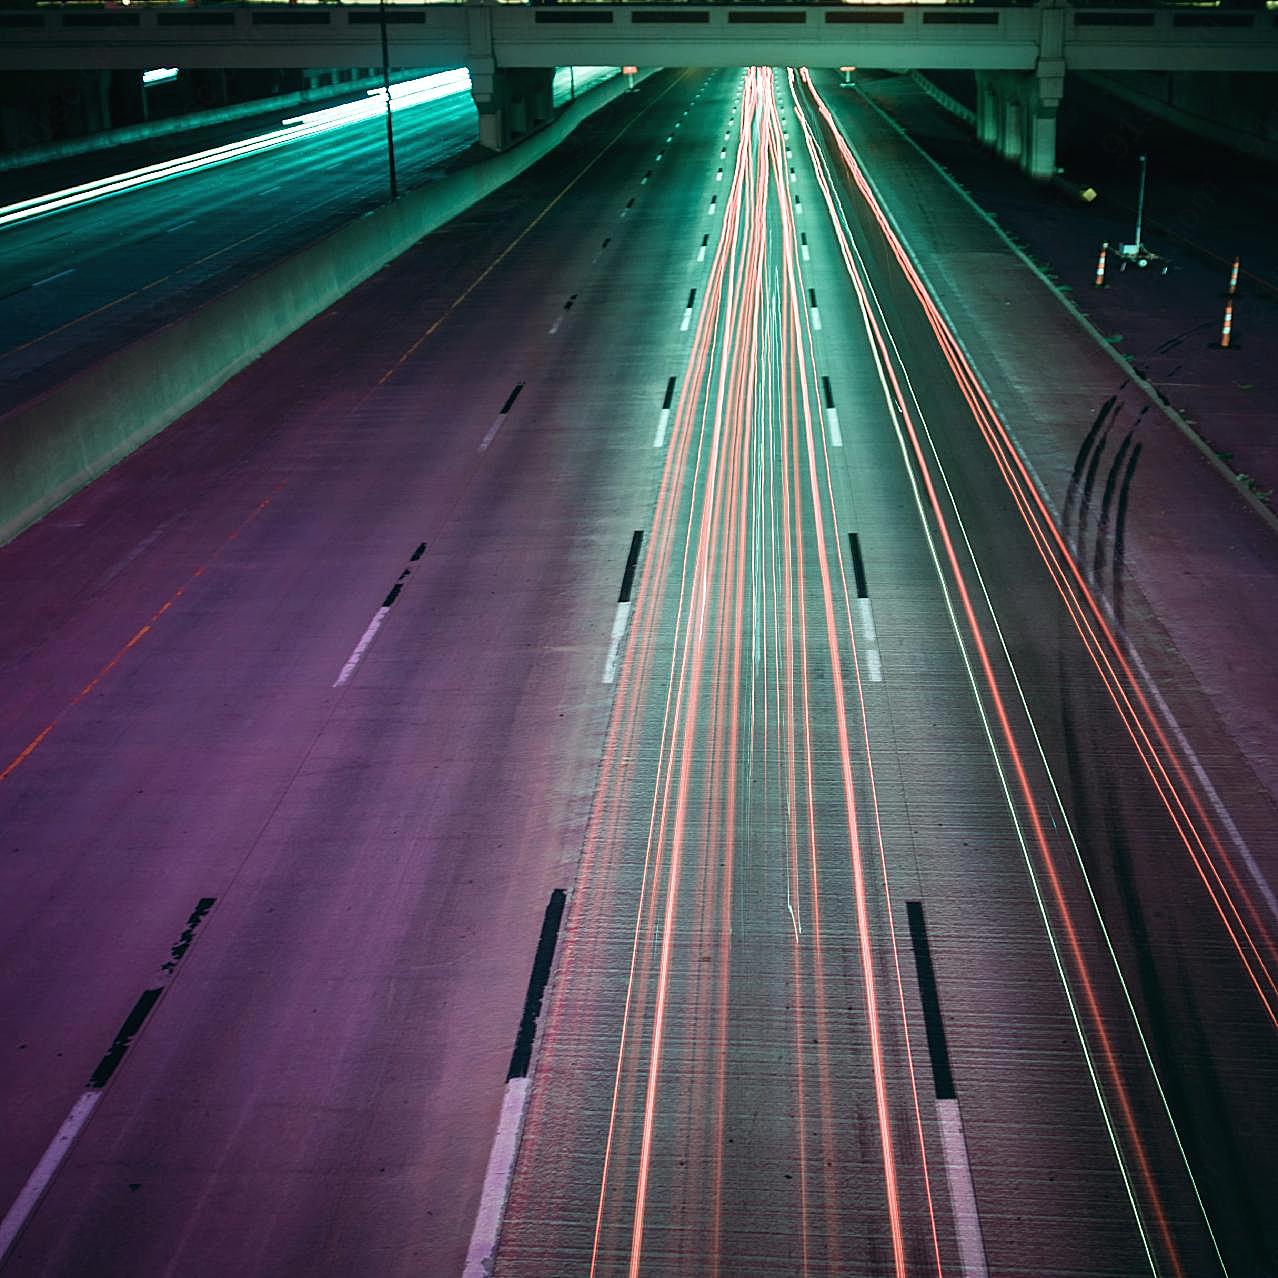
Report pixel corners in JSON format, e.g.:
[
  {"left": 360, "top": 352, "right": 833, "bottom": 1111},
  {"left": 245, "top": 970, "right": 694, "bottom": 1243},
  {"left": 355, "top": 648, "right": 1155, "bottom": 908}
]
[
  {"left": 1026, "top": 58, "right": 1065, "bottom": 181},
  {"left": 975, "top": 71, "right": 999, "bottom": 149},
  {"left": 471, "top": 66, "right": 553, "bottom": 153},
  {"left": 980, "top": 66, "right": 1064, "bottom": 182}
]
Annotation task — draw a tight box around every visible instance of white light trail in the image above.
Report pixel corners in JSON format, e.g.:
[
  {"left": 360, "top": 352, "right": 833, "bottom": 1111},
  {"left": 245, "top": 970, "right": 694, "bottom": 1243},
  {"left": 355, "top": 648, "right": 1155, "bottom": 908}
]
[{"left": 0, "top": 68, "right": 472, "bottom": 230}]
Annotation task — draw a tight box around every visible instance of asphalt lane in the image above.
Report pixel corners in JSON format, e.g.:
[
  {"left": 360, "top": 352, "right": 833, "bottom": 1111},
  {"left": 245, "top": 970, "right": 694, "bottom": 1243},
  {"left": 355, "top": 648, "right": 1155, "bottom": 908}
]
[
  {"left": 0, "top": 67, "right": 704, "bottom": 1276},
  {"left": 0, "top": 55, "right": 1276, "bottom": 1278},
  {"left": 0, "top": 67, "right": 612, "bottom": 416}
]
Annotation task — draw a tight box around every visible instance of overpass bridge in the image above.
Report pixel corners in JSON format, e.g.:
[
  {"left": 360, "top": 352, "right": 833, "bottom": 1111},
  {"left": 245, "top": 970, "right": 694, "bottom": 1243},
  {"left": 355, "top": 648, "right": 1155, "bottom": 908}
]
[{"left": 4, "top": 1, "right": 1276, "bottom": 174}]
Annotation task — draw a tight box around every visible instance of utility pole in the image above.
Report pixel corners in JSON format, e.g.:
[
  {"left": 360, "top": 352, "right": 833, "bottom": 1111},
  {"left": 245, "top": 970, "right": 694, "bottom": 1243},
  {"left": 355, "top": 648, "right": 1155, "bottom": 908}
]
[{"left": 378, "top": 0, "right": 398, "bottom": 201}]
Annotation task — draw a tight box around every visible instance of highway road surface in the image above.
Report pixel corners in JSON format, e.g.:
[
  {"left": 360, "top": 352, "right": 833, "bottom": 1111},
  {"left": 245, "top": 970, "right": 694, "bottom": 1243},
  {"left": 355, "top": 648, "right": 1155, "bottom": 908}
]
[
  {"left": 1, "top": 64, "right": 1276, "bottom": 1278},
  {"left": 0, "top": 65, "right": 614, "bottom": 415}
]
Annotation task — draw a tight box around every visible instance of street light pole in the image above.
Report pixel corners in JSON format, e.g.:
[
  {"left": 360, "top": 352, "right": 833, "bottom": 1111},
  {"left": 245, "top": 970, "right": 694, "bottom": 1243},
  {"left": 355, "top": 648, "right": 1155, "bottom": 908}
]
[
  {"left": 378, "top": 0, "right": 399, "bottom": 201},
  {"left": 1132, "top": 152, "right": 1147, "bottom": 253}
]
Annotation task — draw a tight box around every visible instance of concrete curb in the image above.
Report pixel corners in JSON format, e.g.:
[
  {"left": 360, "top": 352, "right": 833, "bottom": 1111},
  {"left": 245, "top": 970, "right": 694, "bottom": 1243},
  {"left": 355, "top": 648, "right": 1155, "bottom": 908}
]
[{"left": 0, "top": 71, "right": 655, "bottom": 547}]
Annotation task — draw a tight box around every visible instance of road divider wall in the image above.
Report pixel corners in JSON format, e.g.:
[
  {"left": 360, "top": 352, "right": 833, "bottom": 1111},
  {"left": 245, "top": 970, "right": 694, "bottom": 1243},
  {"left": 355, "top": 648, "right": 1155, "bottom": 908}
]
[{"left": 1, "top": 70, "right": 655, "bottom": 546}]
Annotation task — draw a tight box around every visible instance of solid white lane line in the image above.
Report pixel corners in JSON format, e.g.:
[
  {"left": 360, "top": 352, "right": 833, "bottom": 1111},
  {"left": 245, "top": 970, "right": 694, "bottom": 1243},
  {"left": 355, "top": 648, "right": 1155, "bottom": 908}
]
[
  {"left": 602, "top": 602, "right": 632, "bottom": 684},
  {"left": 826, "top": 405, "right": 843, "bottom": 448},
  {"left": 0, "top": 1092, "right": 101, "bottom": 1261},
  {"left": 461, "top": 1076, "right": 530, "bottom": 1278},
  {"left": 165, "top": 219, "right": 195, "bottom": 234},
  {"left": 333, "top": 606, "right": 390, "bottom": 687},
  {"left": 936, "top": 1099, "right": 990, "bottom": 1278},
  {"left": 654, "top": 408, "right": 671, "bottom": 448}
]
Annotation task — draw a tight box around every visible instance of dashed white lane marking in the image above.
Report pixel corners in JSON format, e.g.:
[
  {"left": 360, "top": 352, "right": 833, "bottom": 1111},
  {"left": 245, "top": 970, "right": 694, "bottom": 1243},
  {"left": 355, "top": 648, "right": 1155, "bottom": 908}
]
[
  {"left": 461, "top": 1076, "right": 530, "bottom": 1278},
  {"left": 602, "top": 601, "right": 632, "bottom": 684},
  {"left": 680, "top": 305, "right": 694, "bottom": 333},
  {"left": 548, "top": 315, "right": 562, "bottom": 336},
  {"left": 697, "top": 243, "right": 707, "bottom": 263},
  {"left": 858, "top": 598, "right": 882, "bottom": 681},
  {"left": 809, "top": 305, "right": 822, "bottom": 332},
  {"left": 333, "top": 606, "right": 390, "bottom": 687},
  {"left": 826, "top": 405, "right": 843, "bottom": 448},
  {"left": 480, "top": 411, "right": 509, "bottom": 451},
  {"left": 654, "top": 408, "right": 671, "bottom": 448},
  {"left": 165, "top": 219, "right": 195, "bottom": 234},
  {"left": 0, "top": 1091, "right": 101, "bottom": 1262},
  {"left": 32, "top": 268, "right": 74, "bottom": 288},
  {"left": 937, "top": 1099, "right": 990, "bottom": 1278},
  {"left": 801, "top": 241, "right": 810, "bottom": 263}
]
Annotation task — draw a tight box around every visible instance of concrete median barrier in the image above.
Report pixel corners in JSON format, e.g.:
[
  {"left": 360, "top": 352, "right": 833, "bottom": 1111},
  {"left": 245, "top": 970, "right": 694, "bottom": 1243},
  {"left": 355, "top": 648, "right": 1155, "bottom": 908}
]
[{"left": 1, "top": 69, "right": 654, "bottom": 546}]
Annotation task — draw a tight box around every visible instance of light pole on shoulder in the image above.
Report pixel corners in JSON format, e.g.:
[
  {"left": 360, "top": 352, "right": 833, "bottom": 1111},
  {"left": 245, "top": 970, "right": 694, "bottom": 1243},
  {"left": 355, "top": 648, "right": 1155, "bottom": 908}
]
[{"left": 378, "top": 0, "right": 399, "bottom": 201}]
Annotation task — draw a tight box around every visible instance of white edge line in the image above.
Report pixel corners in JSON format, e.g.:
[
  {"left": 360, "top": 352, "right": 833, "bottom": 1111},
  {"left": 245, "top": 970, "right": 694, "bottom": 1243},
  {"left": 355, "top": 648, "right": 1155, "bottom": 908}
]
[
  {"left": 461, "top": 1075, "right": 531, "bottom": 1278},
  {"left": 826, "top": 405, "right": 843, "bottom": 447},
  {"left": 602, "top": 601, "right": 632, "bottom": 684},
  {"left": 333, "top": 606, "right": 390, "bottom": 687},
  {"left": 936, "top": 1098, "right": 990, "bottom": 1278},
  {"left": 654, "top": 408, "right": 671, "bottom": 449},
  {"left": 0, "top": 1091, "right": 101, "bottom": 1262}
]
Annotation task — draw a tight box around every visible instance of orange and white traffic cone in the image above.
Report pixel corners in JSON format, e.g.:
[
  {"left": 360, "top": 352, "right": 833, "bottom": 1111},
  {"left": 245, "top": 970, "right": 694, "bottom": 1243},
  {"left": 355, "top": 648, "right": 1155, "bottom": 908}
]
[{"left": 1217, "top": 296, "right": 1235, "bottom": 349}]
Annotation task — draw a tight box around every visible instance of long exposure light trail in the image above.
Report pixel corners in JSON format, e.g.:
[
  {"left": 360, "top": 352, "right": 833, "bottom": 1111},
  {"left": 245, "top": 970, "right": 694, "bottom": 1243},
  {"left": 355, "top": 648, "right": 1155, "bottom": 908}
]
[
  {"left": 0, "top": 69, "right": 471, "bottom": 229},
  {"left": 563, "top": 67, "right": 943, "bottom": 1277},
  {"left": 796, "top": 72, "right": 1278, "bottom": 1026},
  {"left": 787, "top": 67, "right": 1231, "bottom": 1276}
]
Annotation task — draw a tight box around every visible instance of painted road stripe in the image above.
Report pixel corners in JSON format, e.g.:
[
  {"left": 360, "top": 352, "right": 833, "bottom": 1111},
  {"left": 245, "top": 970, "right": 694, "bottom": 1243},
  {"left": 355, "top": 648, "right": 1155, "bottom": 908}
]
[
  {"left": 481, "top": 382, "right": 524, "bottom": 452},
  {"left": 848, "top": 532, "right": 868, "bottom": 598},
  {"left": 794, "top": 193, "right": 803, "bottom": 214},
  {"left": 800, "top": 231, "right": 810, "bottom": 262},
  {"left": 697, "top": 234, "right": 709, "bottom": 263},
  {"left": 463, "top": 890, "right": 567, "bottom": 1278},
  {"left": 822, "top": 376, "right": 843, "bottom": 447},
  {"left": 604, "top": 532, "right": 643, "bottom": 682},
  {"left": 707, "top": 194, "right": 717, "bottom": 215},
  {"left": 716, "top": 167, "right": 723, "bottom": 182},
  {"left": 641, "top": 169, "right": 652, "bottom": 185},
  {"left": 655, "top": 377, "right": 676, "bottom": 447},
  {"left": 602, "top": 603, "right": 631, "bottom": 685},
  {"left": 808, "top": 287, "right": 822, "bottom": 332},
  {"left": 907, "top": 900, "right": 989, "bottom": 1277},
  {"left": 333, "top": 544, "right": 424, "bottom": 686},
  {"left": 681, "top": 288, "right": 696, "bottom": 332},
  {"left": 937, "top": 1100, "right": 990, "bottom": 1278},
  {"left": 618, "top": 530, "right": 644, "bottom": 604},
  {"left": 463, "top": 1077, "right": 529, "bottom": 1278},
  {"left": 0, "top": 899, "right": 216, "bottom": 1263},
  {"left": 0, "top": 1093, "right": 101, "bottom": 1260},
  {"left": 165, "top": 219, "right": 195, "bottom": 234}
]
